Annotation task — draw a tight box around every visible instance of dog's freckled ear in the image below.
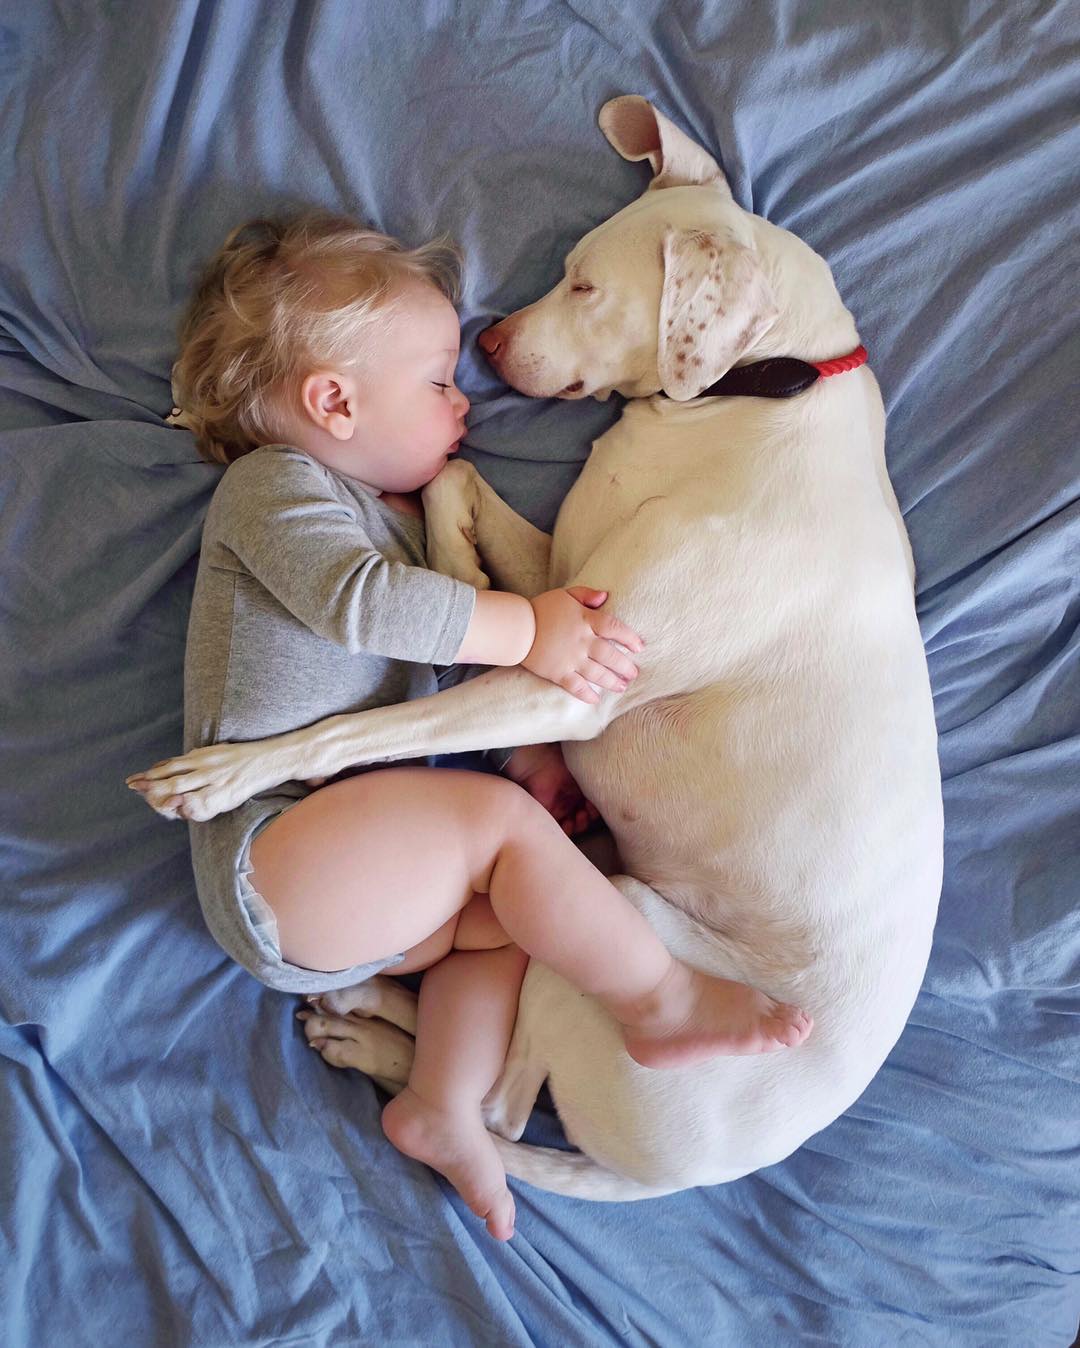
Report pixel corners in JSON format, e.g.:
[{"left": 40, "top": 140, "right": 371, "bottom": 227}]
[{"left": 658, "top": 227, "right": 779, "bottom": 401}]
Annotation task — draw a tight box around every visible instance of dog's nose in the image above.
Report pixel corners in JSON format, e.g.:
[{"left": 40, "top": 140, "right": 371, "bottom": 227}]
[{"left": 478, "top": 325, "right": 502, "bottom": 356}]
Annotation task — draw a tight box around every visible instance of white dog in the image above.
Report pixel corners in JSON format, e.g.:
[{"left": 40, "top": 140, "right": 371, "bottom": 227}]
[{"left": 132, "top": 97, "right": 942, "bottom": 1200}]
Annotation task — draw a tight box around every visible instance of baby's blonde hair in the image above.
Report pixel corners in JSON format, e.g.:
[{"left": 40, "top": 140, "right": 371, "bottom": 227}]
[{"left": 171, "top": 211, "right": 462, "bottom": 465}]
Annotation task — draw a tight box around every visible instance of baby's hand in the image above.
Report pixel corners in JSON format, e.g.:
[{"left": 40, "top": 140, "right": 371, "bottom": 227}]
[
  {"left": 504, "top": 743, "right": 600, "bottom": 836},
  {"left": 523, "top": 587, "right": 645, "bottom": 704}
]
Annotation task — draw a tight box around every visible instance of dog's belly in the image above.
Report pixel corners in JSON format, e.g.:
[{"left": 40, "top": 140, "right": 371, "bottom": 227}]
[
  {"left": 566, "top": 698, "right": 717, "bottom": 878},
  {"left": 563, "top": 665, "right": 942, "bottom": 989},
  {"left": 560, "top": 691, "right": 804, "bottom": 979},
  {"left": 561, "top": 687, "right": 799, "bottom": 985}
]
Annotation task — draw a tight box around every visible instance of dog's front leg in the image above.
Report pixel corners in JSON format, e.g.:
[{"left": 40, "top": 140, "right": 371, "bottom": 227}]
[
  {"left": 129, "top": 666, "right": 616, "bottom": 821},
  {"left": 422, "top": 459, "right": 552, "bottom": 598}
]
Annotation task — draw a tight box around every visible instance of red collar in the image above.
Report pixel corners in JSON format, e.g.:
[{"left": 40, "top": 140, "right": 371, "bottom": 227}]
[{"left": 667, "top": 345, "right": 868, "bottom": 400}]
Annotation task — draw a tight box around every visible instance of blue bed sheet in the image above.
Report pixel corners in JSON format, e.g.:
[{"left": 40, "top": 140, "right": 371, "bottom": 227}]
[{"left": 2, "top": 2, "right": 1078, "bottom": 1343}]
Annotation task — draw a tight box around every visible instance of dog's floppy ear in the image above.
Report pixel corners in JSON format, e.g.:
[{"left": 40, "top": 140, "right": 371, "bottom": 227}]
[
  {"left": 657, "top": 228, "right": 779, "bottom": 401},
  {"left": 599, "top": 95, "right": 730, "bottom": 195}
]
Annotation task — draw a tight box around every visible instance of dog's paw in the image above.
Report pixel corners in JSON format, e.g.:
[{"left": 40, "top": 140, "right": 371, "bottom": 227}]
[
  {"left": 297, "top": 1006, "right": 415, "bottom": 1083},
  {"left": 426, "top": 530, "right": 491, "bottom": 590},
  {"left": 422, "top": 460, "right": 491, "bottom": 589},
  {"left": 298, "top": 1008, "right": 372, "bottom": 1068},
  {"left": 316, "top": 983, "right": 384, "bottom": 1020},
  {"left": 311, "top": 977, "right": 419, "bottom": 1036},
  {"left": 125, "top": 742, "right": 267, "bottom": 821},
  {"left": 482, "top": 1055, "right": 546, "bottom": 1141}
]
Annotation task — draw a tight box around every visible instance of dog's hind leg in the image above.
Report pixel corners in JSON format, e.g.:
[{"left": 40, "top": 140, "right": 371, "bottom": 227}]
[
  {"left": 483, "top": 1053, "right": 547, "bottom": 1142},
  {"left": 482, "top": 982, "right": 550, "bottom": 1142}
]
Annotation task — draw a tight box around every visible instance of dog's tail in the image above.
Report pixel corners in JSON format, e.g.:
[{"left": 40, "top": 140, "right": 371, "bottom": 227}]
[{"left": 492, "top": 1136, "right": 682, "bottom": 1202}]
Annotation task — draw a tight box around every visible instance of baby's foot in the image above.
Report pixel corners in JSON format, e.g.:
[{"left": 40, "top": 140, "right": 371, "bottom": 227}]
[
  {"left": 619, "top": 963, "right": 813, "bottom": 1069},
  {"left": 381, "top": 1087, "right": 516, "bottom": 1241}
]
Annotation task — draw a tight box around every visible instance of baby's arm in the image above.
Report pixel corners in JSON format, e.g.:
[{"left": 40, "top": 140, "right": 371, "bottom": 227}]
[
  {"left": 223, "top": 448, "right": 644, "bottom": 699},
  {"left": 218, "top": 449, "right": 477, "bottom": 666}
]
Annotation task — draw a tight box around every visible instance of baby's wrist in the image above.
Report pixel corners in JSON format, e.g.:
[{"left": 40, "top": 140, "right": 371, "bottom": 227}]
[
  {"left": 522, "top": 592, "right": 561, "bottom": 672},
  {"left": 513, "top": 595, "right": 539, "bottom": 665},
  {"left": 457, "top": 590, "right": 536, "bottom": 666}
]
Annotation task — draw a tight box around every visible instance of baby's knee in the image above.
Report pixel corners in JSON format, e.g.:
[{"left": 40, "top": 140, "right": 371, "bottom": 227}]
[
  {"left": 458, "top": 770, "right": 558, "bottom": 890},
  {"left": 482, "top": 770, "right": 553, "bottom": 828},
  {"left": 458, "top": 770, "right": 539, "bottom": 840}
]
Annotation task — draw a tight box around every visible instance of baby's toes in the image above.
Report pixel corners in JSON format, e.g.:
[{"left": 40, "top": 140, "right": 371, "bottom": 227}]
[
  {"left": 473, "top": 1187, "right": 516, "bottom": 1242},
  {"left": 767, "top": 1004, "right": 813, "bottom": 1049}
]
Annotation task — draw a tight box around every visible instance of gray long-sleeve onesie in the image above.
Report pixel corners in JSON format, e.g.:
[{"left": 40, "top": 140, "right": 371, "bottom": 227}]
[{"left": 183, "top": 443, "right": 480, "bottom": 993}]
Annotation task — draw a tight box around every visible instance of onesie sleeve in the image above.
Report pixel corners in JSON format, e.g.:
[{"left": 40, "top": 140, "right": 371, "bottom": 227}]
[{"left": 212, "top": 448, "right": 476, "bottom": 665}]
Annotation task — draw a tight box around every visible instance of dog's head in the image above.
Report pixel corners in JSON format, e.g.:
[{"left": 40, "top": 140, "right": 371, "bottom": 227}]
[{"left": 480, "top": 96, "right": 779, "bottom": 402}]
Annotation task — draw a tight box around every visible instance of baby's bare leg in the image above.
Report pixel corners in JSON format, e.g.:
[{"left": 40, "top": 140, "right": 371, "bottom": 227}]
[
  {"left": 251, "top": 766, "right": 811, "bottom": 1070},
  {"left": 471, "top": 789, "right": 813, "bottom": 1066},
  {"left": 249, "top": 769, "right": 517, "bottom": 972},
  {"left": 381, "top": 944, "right": 530, "bottom": 1242}
]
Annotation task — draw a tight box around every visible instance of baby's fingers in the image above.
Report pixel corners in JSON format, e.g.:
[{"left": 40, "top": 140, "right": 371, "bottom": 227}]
[
  {"left": 592, "top": 612, "right": 646, "bottom": 653},
  {"left": 580, "top": 659, "right": 629, "bottom": 693},
  {"left": 562, "top": 674, "right": 601, "bottom": 704},
  {"left": 588, "top": 638, "right": 639, "bottom": 683}
]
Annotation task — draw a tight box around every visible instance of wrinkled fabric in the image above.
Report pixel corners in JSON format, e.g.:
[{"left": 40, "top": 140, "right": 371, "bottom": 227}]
[{"left": 0, "top": 2, "right": 1077, "bottom": 1344}]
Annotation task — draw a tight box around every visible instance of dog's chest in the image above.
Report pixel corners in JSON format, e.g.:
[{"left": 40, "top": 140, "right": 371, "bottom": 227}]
[
  {"left": 549, "top": 403, "right": 745, "bottom": 585},
  {"left": 550, "top": 457, "right": 654, "bottom": 584}
]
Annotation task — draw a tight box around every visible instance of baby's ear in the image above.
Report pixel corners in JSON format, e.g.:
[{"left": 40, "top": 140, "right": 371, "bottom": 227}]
[
  {"left": 301, "top": 372, "right": 356, "bottom": 440},
  {"left": 657, "top": 229, "right": 778, "bottom": 401}
]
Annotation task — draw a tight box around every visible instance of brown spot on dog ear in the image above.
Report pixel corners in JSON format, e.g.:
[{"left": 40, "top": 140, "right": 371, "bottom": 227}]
[
  {"left": 682, "top": 334, "right": 693, "bottom": 345},
  {"left": 691, "top": 356, "right": 702, "bottom": 367},
  {"left": 676, "top": 350, "right": 687, "bottom": 362},
  {"left": 697, "top": 322, "right": 706, "bottom": 330},
  {"left": 666, "top": 317, "right": 674, "bottom": 326}
]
